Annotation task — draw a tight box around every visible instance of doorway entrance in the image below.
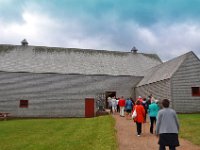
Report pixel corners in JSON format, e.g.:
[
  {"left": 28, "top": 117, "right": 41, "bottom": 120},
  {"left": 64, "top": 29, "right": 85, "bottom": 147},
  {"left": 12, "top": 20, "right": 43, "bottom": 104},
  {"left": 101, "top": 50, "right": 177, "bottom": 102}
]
[
  {"left": 105, "top": 91, "right": 116, "bottom": 108},
  {"left": 85, "top": 98, "right": 94, "bottom": 118}
]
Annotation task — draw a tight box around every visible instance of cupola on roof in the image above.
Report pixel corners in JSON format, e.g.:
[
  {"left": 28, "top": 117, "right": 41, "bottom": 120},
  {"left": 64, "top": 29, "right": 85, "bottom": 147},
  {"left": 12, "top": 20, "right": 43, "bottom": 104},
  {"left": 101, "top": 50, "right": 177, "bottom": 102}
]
[
  {"left": 131, "top": 46, "right": 138, "bottom": 53},
  {"left": 21, "top": 39, "right": 28, "bottom": 46}
]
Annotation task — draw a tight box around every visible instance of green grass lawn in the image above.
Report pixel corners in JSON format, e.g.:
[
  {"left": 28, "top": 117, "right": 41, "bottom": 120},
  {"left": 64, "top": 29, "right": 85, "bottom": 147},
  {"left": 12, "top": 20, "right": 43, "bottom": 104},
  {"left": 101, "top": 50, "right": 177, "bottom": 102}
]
[
  {"left": 0, "top": 116, "right": 117, "bottom": 150},
  {"left": 1, "top": 114, "right": 199, "bottom": 150},
  {"left": 178, "top": 114, "right": 200, "bottom": 146}
]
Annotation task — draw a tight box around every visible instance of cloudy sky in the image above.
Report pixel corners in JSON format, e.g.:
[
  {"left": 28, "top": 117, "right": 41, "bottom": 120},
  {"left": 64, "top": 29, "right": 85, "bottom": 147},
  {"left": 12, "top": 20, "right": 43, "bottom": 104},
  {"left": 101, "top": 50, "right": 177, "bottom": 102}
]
[{"left": 0, "top": 0, "right": 200, "bottom": 61}]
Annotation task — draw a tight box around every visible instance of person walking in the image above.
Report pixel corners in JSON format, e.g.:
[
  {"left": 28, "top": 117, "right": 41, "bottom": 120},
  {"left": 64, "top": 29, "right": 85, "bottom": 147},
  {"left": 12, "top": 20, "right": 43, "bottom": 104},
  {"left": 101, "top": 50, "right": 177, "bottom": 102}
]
[
  {"left": 156, "top": 99, "right": 180, "bottom": 150},
  {"left": 118, "top": 96, "right": 126, "bottom": 117},
  {"left": 148, "top": 99, "right": 159, "bottom": 134},
  {"left": 111, "top": 96, "right": 117, "bottom": 114},
  {"left": 133, "top": 100, "right": 145, "bottom": 136},
  {"left": 125, "top": 98, "right": 133, "bottom": 119},
  {"left": 107, "top": 97, "right": 112, "bottom": 114}
]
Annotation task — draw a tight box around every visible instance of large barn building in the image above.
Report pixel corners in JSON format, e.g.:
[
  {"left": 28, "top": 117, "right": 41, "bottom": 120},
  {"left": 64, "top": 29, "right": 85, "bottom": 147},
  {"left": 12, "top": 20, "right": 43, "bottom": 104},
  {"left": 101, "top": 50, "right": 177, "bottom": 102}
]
[{"left": 0, "top": 42, "right": 199, "bottom": 117}]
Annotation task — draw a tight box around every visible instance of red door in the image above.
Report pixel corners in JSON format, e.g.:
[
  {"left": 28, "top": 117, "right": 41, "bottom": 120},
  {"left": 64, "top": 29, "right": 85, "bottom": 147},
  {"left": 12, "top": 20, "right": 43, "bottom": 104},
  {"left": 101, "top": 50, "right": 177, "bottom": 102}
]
[{"left": 85, "top": 98, "right": 94, "bottom": 118}]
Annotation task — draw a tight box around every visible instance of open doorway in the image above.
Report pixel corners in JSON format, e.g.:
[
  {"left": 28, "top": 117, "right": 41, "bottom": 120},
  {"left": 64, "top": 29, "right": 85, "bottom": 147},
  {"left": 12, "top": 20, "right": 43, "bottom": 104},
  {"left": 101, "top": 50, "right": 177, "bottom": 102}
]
[{"left": 105, "top": 91, "right": 116, "bottom": 108}]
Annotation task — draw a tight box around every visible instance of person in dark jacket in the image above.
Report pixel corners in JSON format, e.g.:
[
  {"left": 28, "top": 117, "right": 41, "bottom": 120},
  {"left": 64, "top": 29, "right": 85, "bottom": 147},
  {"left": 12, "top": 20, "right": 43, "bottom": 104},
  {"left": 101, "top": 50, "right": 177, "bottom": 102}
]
[{"left": 156, "top": 99, "right": 179, "bottom": 150}]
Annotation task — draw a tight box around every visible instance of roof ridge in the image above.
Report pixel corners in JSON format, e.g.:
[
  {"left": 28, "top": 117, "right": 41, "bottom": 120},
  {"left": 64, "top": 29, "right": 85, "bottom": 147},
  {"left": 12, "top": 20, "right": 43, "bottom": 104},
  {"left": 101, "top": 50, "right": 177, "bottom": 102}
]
[{"left": 0, "top": 44, "right": 161, "bottom": 56}]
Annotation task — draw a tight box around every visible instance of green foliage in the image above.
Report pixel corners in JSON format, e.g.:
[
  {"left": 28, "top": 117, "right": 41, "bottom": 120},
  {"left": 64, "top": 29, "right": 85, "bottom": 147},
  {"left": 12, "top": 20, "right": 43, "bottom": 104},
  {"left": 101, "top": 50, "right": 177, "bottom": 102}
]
[
  {"left": 0, "top": 116, "right": 117, "bottom": 150},
  {"left": 178, "top": 114, "right": 200, "bottom": 146}
]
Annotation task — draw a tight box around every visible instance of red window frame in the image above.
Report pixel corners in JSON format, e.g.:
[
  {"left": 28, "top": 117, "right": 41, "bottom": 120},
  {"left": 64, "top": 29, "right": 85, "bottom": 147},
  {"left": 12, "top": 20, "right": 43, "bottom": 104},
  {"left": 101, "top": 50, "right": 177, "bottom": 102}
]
[
  {"left": 192, "top": 87, "right": 200, "bottom": 96},
  {"left": 20, "top": 100, "right": 29, "bottom": 108}
]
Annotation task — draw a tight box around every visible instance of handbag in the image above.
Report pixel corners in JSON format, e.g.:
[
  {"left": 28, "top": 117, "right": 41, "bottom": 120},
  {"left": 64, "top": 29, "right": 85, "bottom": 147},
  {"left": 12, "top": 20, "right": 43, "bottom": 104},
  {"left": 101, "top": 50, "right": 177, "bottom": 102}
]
[{"left": 132, "top": 107, "right": 137, "bottom": 119}]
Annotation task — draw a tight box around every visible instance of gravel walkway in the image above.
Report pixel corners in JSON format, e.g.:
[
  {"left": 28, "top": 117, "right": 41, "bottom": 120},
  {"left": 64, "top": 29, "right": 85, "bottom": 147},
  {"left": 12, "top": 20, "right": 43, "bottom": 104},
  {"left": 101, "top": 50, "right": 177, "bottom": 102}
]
[{"left": 113, "top": 113, "right": 200, "bottom": 150}]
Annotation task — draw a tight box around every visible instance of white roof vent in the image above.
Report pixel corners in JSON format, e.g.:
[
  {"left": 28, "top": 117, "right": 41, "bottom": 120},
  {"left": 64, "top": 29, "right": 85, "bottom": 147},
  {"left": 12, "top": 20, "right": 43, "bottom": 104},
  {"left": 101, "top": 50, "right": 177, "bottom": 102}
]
[{"left": 21, "top": 39, "right": 28, "bottom": 46}]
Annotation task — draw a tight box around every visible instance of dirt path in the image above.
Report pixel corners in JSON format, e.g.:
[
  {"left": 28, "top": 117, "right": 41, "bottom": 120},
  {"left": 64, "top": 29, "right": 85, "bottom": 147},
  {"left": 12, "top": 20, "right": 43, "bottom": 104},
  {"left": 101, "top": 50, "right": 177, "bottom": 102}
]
[{"left": 113, "top": 113, "right": 200, "bottom": 150}]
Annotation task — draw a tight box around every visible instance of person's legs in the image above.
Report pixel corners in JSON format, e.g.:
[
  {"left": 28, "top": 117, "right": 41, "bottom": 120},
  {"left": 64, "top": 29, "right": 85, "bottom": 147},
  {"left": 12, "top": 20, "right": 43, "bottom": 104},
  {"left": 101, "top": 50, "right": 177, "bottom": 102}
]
[
  {"left": 150, "top": 117, "right": 157, "bottom": 133},
  {"left": 169, "top": 146, "right": 176, "bottom": 150},
  {"left": 136, "top": 122, "right": 139, "bottom": 135},
  {"left": 114, "top": 106, "right": 117, "bottom": 113},
  {"left": 150, "top": 117, "right": 154, "bottom": 134},
  {"left": 121, "top": 106, "right": 125, "bottom": 116},
  {"left": 126, "top": 109, "right": 131, "bottom": 119},
  {"left": 117, "top": 105, "right": 120, "bottom": 112},
  {"left": 154, "top": 117, "right": 157, "bottom": 133},
  {"left": 120, "top": 107, "right": 122, "bottom": 116},
  {"left": 110, "top": 106, "right": 113, "bottom": 114},
  {"left": 159, "top": 145, "right": 166, "bottom": 150},
  {"left": 136, "top": 122, "right": 142, "bottom": 135},
  {"left": 112, "top": 106, "right": 116, "bottom": 114}
]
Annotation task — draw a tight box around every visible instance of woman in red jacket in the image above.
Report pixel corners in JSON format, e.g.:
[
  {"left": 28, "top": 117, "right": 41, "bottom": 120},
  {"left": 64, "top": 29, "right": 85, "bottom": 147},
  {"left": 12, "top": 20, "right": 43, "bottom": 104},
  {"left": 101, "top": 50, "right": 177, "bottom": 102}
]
[{"left": 133, "top": 100, "right": 145, "bottom": 136}]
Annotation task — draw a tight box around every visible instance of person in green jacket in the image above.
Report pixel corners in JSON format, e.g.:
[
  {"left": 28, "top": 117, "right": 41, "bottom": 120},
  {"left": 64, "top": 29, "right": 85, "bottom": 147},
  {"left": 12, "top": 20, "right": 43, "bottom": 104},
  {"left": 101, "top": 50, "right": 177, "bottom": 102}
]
[{"left": 148, "top": 99, "right": 160, "bottom": 134}]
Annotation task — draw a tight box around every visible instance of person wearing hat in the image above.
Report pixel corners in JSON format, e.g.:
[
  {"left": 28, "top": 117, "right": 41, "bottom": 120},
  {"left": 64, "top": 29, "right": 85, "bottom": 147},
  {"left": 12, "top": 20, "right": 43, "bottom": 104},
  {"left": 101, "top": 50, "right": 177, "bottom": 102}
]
[{"left": 156, "top": 99, "right": 179, "bottom": 150}]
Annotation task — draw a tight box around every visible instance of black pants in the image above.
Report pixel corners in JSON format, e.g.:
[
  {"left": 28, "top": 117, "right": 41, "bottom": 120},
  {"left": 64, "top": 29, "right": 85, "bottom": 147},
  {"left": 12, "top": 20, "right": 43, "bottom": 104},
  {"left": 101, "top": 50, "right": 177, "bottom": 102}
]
[
  {"left": 117, "top": 105, "right": 120, "bottom": 112},
  {"left": 150, "top": 116, "right": 156, "bottom": 133},
  {"left": 159, "top": 145, "right": 176, "bottom": 150},
  {"left": 136, "top": 122, "right": 142, "bottom": 135},
  {"left": 109, "top": 106, "right": 113, "bottom": 114}
]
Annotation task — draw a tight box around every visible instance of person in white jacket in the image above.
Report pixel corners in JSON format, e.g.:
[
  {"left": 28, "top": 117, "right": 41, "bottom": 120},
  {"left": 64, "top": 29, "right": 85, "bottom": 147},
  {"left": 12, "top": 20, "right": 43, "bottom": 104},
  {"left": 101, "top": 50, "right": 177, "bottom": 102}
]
[{"left": 111, "top": 96, "right": 117, "bottom": 114}]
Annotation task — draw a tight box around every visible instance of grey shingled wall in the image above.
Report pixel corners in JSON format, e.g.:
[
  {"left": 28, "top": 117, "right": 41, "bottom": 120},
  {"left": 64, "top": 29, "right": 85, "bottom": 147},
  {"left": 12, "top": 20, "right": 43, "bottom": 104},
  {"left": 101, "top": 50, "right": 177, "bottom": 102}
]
[
  {"left": 135, "top": 79, "right": 171, "bottom": 101},
  {"left": 0, "top": 72, "right": 142, "bottom": 117},
  {"left": 171, "top": 53, "right": 200, "bottom": 113}
]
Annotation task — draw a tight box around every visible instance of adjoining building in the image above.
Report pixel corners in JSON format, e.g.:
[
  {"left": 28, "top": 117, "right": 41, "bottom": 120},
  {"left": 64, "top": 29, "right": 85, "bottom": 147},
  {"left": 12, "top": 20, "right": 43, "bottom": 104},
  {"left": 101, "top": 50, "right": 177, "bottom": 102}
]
[
  {"left": 136, "top": 51, "right": 200, "bottom": 113},
  {"left": 0, "top": 42, "right": 199, "bottom": 117}
]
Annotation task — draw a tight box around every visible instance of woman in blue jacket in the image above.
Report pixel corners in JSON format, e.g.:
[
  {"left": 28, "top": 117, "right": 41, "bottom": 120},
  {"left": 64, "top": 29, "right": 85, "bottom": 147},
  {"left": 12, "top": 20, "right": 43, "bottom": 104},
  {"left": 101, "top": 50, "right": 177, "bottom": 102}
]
[{"left": 148, "top": 99, "right": 159, "bottom": 134}]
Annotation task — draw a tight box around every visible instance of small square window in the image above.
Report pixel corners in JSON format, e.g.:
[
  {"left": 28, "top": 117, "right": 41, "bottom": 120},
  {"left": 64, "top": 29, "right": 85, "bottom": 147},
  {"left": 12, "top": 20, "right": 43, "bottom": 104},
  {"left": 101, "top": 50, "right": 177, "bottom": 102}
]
[
  {"left": 20, "top": 100, "right": 28, "bottom": 108},
  {"left": 192, "top": 87, "right": 200, "bottom": 96}
]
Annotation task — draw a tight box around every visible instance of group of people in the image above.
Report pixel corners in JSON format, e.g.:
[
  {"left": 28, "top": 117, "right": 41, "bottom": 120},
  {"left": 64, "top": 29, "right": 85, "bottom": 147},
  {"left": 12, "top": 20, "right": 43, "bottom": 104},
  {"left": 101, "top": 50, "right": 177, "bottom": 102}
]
[
  {"left": 107, "top": 96, "right": 134, "bottom": 117},
  {"left": 107, "top": 95, "right": 180, "bottom": 150}
]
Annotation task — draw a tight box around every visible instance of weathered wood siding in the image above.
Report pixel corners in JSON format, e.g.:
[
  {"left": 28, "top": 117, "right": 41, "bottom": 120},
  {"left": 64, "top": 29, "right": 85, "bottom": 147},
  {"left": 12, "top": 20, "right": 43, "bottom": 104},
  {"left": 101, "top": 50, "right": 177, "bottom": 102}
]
[
  {"left": 0, "top": 45, "right": 162, "bottom": 76},
  {"left": 171, "top": 53, "right": 200, "bottom": 113},
  {"left": 135, "top": 79, "right": 171, "bottom": 101},
  {"left": 0, "top": 72, "right": 141, "bottom": 117}
]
